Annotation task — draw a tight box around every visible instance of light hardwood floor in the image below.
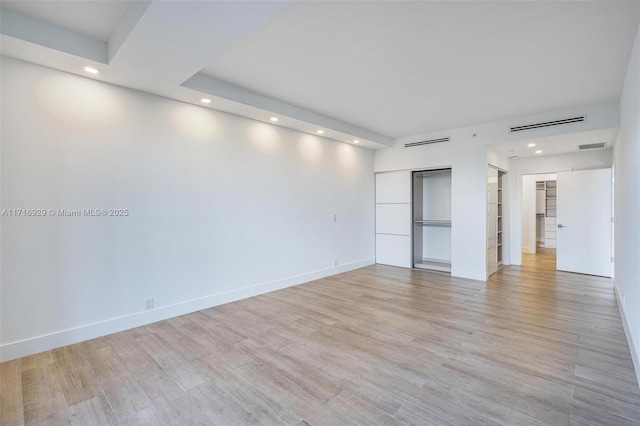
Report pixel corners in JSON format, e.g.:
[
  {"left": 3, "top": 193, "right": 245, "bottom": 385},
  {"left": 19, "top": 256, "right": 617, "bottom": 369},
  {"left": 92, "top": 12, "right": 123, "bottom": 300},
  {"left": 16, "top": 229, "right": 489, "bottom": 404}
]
[{"left": 1, "top": 249, "right": 639, "bottom": 425}]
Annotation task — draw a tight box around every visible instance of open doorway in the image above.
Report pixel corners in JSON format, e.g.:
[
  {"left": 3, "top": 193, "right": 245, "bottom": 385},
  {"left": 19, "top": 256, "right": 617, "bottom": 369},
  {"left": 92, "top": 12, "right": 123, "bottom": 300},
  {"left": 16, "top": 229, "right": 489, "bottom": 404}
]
[
  {"left": 522, "top": 173, "right": 557, "bottom": 269},
  {"left": 520, "top": 169, "right": 613, "bottom": 277}
]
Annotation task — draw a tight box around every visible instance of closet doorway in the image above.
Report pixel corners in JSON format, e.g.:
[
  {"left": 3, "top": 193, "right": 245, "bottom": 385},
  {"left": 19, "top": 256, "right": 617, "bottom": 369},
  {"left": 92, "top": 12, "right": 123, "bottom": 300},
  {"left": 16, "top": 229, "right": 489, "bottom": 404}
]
[
  {"left": 412, "top": 169, "right": 452, "bottom": 273},
  {"left": 521, "top": 173, "right": 557, "bottom": 270}
]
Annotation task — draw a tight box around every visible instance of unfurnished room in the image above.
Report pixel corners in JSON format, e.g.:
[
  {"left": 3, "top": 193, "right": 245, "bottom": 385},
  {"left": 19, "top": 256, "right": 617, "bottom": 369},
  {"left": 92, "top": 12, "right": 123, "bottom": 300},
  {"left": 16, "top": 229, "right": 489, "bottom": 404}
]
[{"left": 0, "top": 1, "right": 639, "bottom": 425}]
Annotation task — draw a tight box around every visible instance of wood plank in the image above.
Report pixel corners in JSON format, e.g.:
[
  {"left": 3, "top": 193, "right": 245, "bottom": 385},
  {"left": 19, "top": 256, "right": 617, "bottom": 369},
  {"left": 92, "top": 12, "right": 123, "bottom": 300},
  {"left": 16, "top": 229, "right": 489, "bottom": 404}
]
[
  {"left": 85, "top": 346, "right": 127, "bottom": 383},
  {"left": 20, "top": 351, "right": 53, "bottom": 372},
  {"left": 137, "top": 371, "right": 186, "bottom": 404},
  {"left": 393, "top": 402, "right": 456, "bottom": 426},
  {"left": 326, "top": 390, "right": 405, "bottom": 426},
  {"left": 67, "top": 394, "right": 117, "bottom": 426},
  {"left": 21, "top": 363, "right": 69, "bottom": 425},
  {"left": 54, "top": 366, "right": 100, "bottom": 406},
  {"left": 110, "top": 341, "right": 163, "bottom": 381},
  {"left": 188, "top": 380, "right": 259, "bottom": 425},
  {"left": 572, "top": 386, "right": 640, "bottom": 423},
  {"left": 193, "top": 361, "right": 302, "bottom": 426},
  {"left": 101, "top": 375, "right": 153, "bottom": 421},
  {"left": 0, "top": 359, "right": 24, "bottom": 426}
]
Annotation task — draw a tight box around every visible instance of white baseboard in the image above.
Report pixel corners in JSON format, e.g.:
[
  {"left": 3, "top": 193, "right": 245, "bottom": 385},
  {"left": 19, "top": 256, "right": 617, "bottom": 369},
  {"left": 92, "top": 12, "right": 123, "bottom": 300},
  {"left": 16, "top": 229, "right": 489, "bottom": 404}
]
[
  {"left": 0, "top": 258, "right": 374, "bottom": 362},
  {"left": 613, "top": 280, "right": 640, "bottom": 389}
]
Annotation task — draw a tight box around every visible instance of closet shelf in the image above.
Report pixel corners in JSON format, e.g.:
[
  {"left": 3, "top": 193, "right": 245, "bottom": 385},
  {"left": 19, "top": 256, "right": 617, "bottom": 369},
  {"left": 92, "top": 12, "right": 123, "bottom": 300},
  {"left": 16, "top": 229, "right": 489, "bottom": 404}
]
[{"left": 414, "top": 220, "right": 452, "bottom": 227}]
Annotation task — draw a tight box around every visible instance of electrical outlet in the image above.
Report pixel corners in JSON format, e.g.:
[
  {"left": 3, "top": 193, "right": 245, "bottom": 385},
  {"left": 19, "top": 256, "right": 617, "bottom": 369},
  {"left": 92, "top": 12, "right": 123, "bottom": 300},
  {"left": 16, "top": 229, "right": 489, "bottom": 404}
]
[
  {"left": 333, "top": 259, "right": 338, "bottom": 267},
  {"left": 145, "top": 297, "right": 154, "bottom": 310},
  {"left": 333, "top": 214, "right": 337, "bottom": 222}
]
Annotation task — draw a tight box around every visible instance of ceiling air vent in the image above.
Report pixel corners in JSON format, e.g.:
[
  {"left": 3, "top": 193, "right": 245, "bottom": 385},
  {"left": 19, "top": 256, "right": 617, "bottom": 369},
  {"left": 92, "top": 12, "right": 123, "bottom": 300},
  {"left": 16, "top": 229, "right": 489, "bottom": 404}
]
[
  {"left": 578, "top": 142, "right": 606, "bottom": 150},
  {"left": 404, "top": 137, "right": 450, "bottom": 148},
  {"left": 510, "top": 116, "right": 585, "bottom": 133}
]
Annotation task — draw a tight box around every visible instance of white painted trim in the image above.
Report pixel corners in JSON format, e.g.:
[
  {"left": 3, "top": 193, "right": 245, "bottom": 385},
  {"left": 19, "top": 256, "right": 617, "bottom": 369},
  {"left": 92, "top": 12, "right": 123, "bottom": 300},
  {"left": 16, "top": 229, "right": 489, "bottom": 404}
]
[
  {"left": 0, "top": 258, "right": 374, "bottom": 362},
  {"left": 614, "top": 280, "right": 640, "bottom": 389}
]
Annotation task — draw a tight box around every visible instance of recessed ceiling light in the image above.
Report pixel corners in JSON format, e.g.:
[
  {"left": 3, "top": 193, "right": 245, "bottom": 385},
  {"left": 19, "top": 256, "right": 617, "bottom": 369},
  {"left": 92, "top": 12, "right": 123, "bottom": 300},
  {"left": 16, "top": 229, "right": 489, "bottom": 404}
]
[
  {"left": 535, "top": 150, "right": 542, "bottom": 154},
  {"left": 200, "top": 98, "right": 211, "bottom": 104},
  {"left": 508, "top": 149, "right": 515, "bottom": 152},
  {"left": 317, "top": 130, "right": 324, "bottom": 134},
  {"left": 83, "top": 66, "right": 99, "bottom": 74},
  {"left": 528, "top": 143, "right": 536, "bottom": 147},
  {"left": 270, "top": 117, "right": 279, "bottom": 122},
  {"left": 353, "top": 140, "right": 360, "bottom": 144}
]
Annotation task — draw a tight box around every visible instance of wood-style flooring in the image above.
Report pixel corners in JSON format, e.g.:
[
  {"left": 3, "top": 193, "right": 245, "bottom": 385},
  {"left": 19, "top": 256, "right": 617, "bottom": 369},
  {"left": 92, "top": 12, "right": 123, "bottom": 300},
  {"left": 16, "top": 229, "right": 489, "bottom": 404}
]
[{"left": 1, "top": 249, "right": 639, "bottom": 425}]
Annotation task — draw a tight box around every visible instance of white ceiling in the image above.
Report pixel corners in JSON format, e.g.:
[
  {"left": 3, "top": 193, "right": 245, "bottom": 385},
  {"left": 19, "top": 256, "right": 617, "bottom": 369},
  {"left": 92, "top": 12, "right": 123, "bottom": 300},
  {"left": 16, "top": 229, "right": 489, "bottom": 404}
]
[
  {"left": 492, "top": 128, "right": 618, "bottom": 159},
  {"left": 0, "top": 1, "right": 638, "bottom": 150},
  {"left": 202, "top": 1, "right": 639, "bottom": 138},
  {"left": 1, "top": 1, "right": 132, "bottom": 42}
]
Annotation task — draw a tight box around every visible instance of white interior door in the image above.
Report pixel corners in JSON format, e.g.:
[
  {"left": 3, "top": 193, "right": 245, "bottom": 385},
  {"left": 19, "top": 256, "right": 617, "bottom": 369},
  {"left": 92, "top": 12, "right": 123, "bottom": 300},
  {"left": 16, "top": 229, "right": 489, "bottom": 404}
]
[{"left": 556, "top": 169, "right": 612, "bottom": 277}]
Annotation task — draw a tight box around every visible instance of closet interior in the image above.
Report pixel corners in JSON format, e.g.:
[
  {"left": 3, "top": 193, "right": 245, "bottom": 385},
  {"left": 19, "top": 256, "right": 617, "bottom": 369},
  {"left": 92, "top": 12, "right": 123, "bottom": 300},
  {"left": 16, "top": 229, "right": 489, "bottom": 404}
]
[
  {"left": 535, "top": 179, "right": 557, "bottom": 248},
  {"left": 536, "top": 181, "right": 546, "bottom": 246},
  {"left": 412, "top": 169, "right": 452, "bottom": 272},
  {"left": 487, "top": 166, "right": 506, "bottom": 277}
]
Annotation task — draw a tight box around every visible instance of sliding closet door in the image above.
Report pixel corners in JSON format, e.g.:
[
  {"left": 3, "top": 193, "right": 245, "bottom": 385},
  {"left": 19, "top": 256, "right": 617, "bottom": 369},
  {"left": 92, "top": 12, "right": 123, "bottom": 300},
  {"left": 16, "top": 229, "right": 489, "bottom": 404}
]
[{"left": 375, "top": 171, "right": 411, "bottom": 268}]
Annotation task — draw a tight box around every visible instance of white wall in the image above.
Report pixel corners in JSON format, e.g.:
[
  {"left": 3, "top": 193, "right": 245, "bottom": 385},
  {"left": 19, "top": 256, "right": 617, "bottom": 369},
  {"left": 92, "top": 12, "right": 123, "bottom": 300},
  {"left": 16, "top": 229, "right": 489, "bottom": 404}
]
[
  {"left": 508, "top": 150, "right": 613, "bottom": 265},
  {"left": 521, "top": 173, "right": 555, "bottom": 253},
  {"left": 375, "top": 103, "right": 618, "bottom": 281},
  {"left": 613, "top": 23, "right": 640, "bottom": 386},
  {"left": 0, "top": 57, "right": 375, "bottom": 361}
]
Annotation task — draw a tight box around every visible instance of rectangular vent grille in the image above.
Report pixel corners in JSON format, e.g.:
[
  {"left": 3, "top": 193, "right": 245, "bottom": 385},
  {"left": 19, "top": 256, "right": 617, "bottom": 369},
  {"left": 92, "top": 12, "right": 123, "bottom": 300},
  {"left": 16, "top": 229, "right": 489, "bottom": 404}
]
[
  {"left": 510, "top": 116, "right": 585, "bottom": 133},
  {"left": 578, "top": 142, "right": 606, "bottom": 150},
  {"left": 404, "top": 137, "right": 450, "bottom": 148}
]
